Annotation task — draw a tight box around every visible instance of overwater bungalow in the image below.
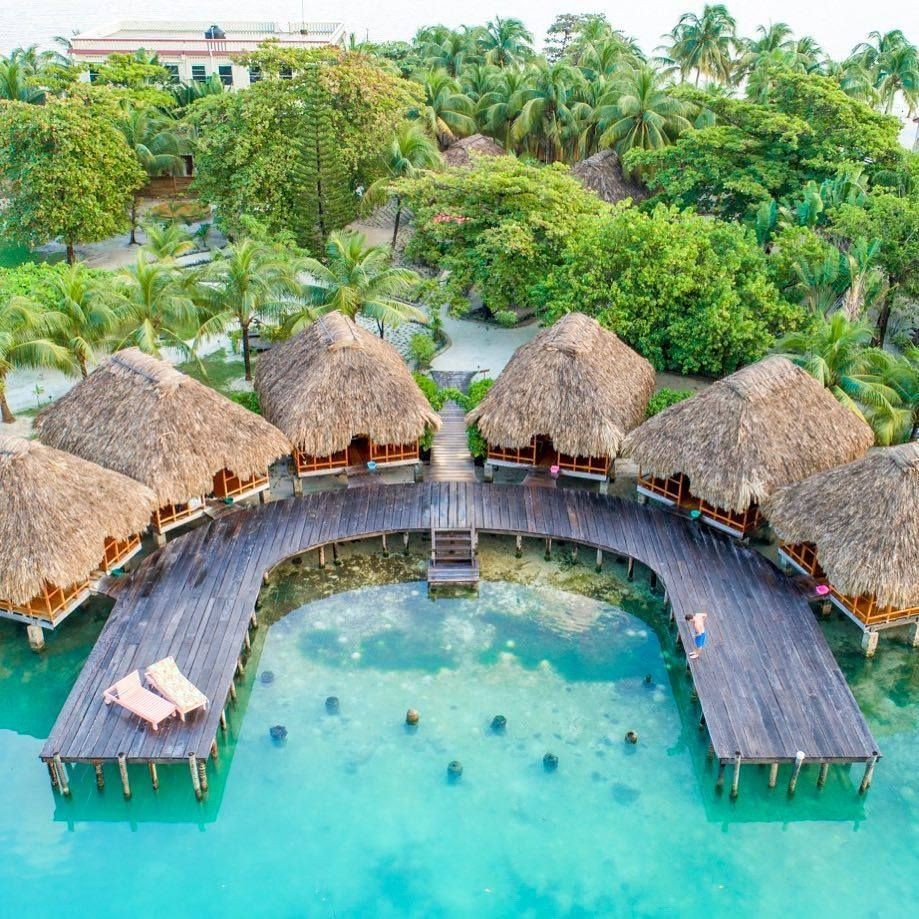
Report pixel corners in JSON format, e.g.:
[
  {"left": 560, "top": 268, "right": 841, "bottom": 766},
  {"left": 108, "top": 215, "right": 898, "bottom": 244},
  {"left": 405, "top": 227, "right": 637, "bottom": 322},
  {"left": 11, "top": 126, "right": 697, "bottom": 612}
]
[
  {"left": 466, "top": 312, "right": 655, "bottom": 485},
  {"left": 442, "top": 133, "right": 505, "bottom": 168},
  {"left": 0, "top": 435, "right": 155, "bottom": 630},
  {"left": 254, "top": 312, "right": 441, "bottom": 482},
  {"left": 622, "top": 356, "right": 875, "bottom": 537},
  {"left": 34, "top": 349, "right": 291, "bottom": 542},
  {"left": 765, "top": 442, "right": 919, "bottom": 650}
]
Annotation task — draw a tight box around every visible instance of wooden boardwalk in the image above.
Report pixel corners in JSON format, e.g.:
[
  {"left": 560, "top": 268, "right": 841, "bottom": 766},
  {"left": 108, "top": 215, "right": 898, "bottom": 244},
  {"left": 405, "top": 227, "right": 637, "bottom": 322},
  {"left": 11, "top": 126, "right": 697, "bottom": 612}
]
[
  {"left": 428, "top": 402, "right": 476, "bottom": 482},
  {"left": 42, "top": 483, "right": 878, "bottom": 796}
]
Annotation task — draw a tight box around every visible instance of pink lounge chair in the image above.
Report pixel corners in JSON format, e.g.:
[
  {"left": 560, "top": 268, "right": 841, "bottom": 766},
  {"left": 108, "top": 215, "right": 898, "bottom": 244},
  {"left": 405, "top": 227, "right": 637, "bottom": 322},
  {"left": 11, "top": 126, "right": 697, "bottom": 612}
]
[
  {"left": 145, "top": 656, "right": 208, "bottom": 721},
  {"left": 103, "top": 671, "right": 177, "bottom": 731}
]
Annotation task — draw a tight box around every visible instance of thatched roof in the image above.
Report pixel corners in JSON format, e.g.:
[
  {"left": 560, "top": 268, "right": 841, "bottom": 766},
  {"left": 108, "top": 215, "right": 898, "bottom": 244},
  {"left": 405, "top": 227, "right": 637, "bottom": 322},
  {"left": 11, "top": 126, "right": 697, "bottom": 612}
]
[
  {"left": 253, "top": 312, "right": 441, "bottom": 456},
  {"left": 764, "top": 443, "right": 919, "bottom": 608},
  {"left": 571, "top": 150, "right": 648, "bottom": 204},
  {"left": 34, "top": 349, "right": 291, "bottom": 506},
  {"left": 622, "top": 356, "right": 874, "bottom": 512},
  {"left": 0, "top": 435, "right": 156, "bottom": 604},
  {"left": 443, "top": 133, "right": 506, "bottom": 168},
  {"left": 465, "top": 312, "right": 655, "bottom": 458}
]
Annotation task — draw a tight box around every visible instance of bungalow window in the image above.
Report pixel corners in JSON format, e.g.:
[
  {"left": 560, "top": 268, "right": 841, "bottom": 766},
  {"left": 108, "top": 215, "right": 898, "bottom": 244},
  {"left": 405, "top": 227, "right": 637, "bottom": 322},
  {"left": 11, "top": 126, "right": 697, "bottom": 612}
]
[
  {"left": 87, "top": 67, "right": 98, "bottom": 83},
  {"left": 164, "top": 64, "right": 179, "bottom": 83},
  {"left": 218, "top": 65, "right": 233, "bottom": 86},
  {"left": 191, "top": 65, "right": 207, "bottom": 83},
  {"left": 279, "top": 67, "right": 292, "bottom": 79},
  {"left": 248, "top": 66, "right": 262, "bottom": 83}
]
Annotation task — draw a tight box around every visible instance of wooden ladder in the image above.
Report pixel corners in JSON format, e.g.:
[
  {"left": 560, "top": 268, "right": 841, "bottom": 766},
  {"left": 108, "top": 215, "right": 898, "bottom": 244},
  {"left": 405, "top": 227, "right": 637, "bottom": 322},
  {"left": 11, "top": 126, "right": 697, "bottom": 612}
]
[{"left": 428, "top": 526, "right": 479, "bottom": 589}]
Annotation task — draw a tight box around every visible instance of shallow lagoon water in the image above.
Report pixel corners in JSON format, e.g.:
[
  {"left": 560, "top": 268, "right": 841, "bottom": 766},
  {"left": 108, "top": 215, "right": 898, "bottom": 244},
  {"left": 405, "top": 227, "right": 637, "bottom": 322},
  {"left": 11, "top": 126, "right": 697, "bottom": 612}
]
[{"left": 1, "top": 545, "right": 919, "bottom": 917}]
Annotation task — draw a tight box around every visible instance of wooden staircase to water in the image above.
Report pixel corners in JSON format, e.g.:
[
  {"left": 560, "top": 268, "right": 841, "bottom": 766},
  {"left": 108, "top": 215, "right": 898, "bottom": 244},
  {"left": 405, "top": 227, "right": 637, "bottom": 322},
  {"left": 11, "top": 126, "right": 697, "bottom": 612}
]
[{"left": 427, "top": 525, "right": 479, "bottom": 589}]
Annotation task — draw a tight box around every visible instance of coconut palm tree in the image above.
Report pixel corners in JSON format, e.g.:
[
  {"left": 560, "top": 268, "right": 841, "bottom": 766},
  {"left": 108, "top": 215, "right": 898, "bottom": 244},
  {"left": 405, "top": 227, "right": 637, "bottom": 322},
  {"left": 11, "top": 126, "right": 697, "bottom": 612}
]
[
  {"left": 419, "top": 26, "right": 481, "bottom": 76},
  {"left": 109, "top": 254, "right": 200, "bottom": 358},
  {"left": 0, "top": 296, "right": 70, "bottom": 423},
  {"left": 0, "top": 57, "right": 44, "bottom": 103},
  {"left": 142, "top": 222, "right": 196, "bottom": 263},
  {"left": 114, "top": 104, "right": 188, "bottom": 244},
  {"left": 509, "top": 62, "right": 586, "bottom": 162},
  {"left": 596, "top": 67, "right": 692, "bottom": 160},
  {"left": 477, "top": 17, "right": 533, "bottom": 67},
  {"left": 289, "top": 231, "right": 426, "bottom": 339},
  {"left": 364, "top": 123, "right": 442, "bottom": 248},
  {"left": 479, "top": 68, "right": 530, "bottom": 147},
  {"left": 37, "top": 264, "right": 117, "bottom": 378},
  {"left": 874, "top": 45, "right": 919, "bottom": 114},
  {"left": 858, "top": 348, "right": 918, "bottom": 444},
  {"left": 196, "top": 240, "right": 302, "bottom": 380},
  {"left": 411, "top": 69, "right": 477, "bottom": 147},
  {"left": 660, "top": 4, "right": 737, "bottom": 85}
]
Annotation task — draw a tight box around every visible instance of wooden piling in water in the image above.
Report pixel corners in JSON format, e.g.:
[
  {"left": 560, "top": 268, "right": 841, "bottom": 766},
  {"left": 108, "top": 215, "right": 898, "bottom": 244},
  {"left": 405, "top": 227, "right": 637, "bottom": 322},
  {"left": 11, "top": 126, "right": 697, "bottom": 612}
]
[
  {"left": 149, "top": 762, "right": 159, "bottom": 790},
  {"left": 318, "top": 545, "right": 325, "bottom": 568},
  {"left": 859, "top": 754, "right": 879, "bottom": 794},
  {"left": 627, "top": 557, "right": 634, "bottom": 581},
  {"left": 93, "top": 761, "right": 104, "bottom": 790},
  {"left": 649, "top": 570, "right": 658, "bottom": 591},
  {"left": 197, "top": 759, "right": 208, "bottom": 794},
  {"left": 515, "top": 534, "right": 522, "bottom": 558},
  {"left": 229, "top": 682, "right": 237, "bottom": 703},
  {"left": 817, "top": 761, "right": 829, "bottom": 788},
  {"left": 250, "top": 612, "right": 259, "bottom": 629},
  {"left": 788, "top": 751, "right": 805, "bottom": 795},
  {"left": 544, "top": 538, "right": 551, "bottom": 560},
  {"left": 46, "top": 760, "right": 59, "bottom": 790},
  {"left": 768, "top": 763, "right": 779, "bottom": 788},
  {"left": 189, "top": 754, "right": 202, "bottom": 800},
  {"left": 332, "top": 542, "right": 340, "bottom": 565},
  {"left": 244, "top": 630, "right": 251, "bottom": 652},
  {"left": 53, "top": 754, "right": 70, "bottom": 796},
  {"left": 210, "top": 741, "right": 219, "bottom": 762},
  {"left": 730, "top": 754, "right": 742, "bottom": 799},
  {"left": 381, "top": 534, "right": 389, "bottom": 557},
  {"left": 595, "top": 548, "right": 602, "bottom": 572},
  {"left": 715, "top": 762, "right": 726, "bottom": 791},
  {"left": 117, "top": 753, "right": 131, "bottom": 799},
  {"left": 220, "top": 709, "right": 228, "bottom": 732}
]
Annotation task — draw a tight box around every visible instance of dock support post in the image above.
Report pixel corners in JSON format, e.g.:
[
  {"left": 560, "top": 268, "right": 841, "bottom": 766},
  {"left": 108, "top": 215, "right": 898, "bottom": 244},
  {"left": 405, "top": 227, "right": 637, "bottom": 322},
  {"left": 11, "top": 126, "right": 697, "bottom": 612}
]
[
  {"left": 571, "top": 544, "right": 579, "bottom": 564},
  {"left": 26, "top": 625, "right": 45, "bottom": 652},
  {"left": 318, "top": 545, "right": 325, "bottom": 568},
  {"left": 292, "top": 477, "right": 303, "bottom": 497},
  {"left": 210, "top": 741, "right": 219, "bottom": 762},
  {"left": 515, "top": 534, "right": 522, "bottom": 558},
  {"left": 403, "top": 532, "right": 410, "bottom": 554},
  {"left": 46, "top": 760, "right": 59, "bottom": 790},
  {"left": 859, "top": 754, "right": 879, "bottom": 794},
  {"left": 909, "top": 622, "right": 919, "bottom": 648},
  {"left": 649, "top": 571, "right": 658, "bottom": 591},
  {"left": 197, "top": 759, "right": 209, "bottom": 794},
  {"left": 154, "top": 530, "right": 166, "bottom": 548},
  {"left": 768, "top": 763, "right": 779, "bottom": 788},
  {"left": 788, "top": 750, "right": 805, "bottom": 795},
  {"left": 817, "top": 762, "right": 829, "bottom": 788},
  {"left": 544, "top": 538, "right": 551, "bottom": 560},
  {"left": 595, "top": 549, "right": 602, "bottom": 572},
  {"left": 244, "top": 630, "right": 251, "bottom": 652},
  {"left": 229, "top": 682, "right": 237, "bottom": 703},
  {"left": 149, "top": 762, "right": 159, "bottom": 790},
  {"left": 53, "top": 754, "right": 70, "bottom": 797},
  {"left": 627, "top": 558, "right": 634, "bottom": 581},
  {"left": 220, "top": 709, "right": 228, "bottom": 732},
  {"left": 189, "top": 754, "right": 202, "bottom": 800},
  {"left": 332, "top": 542, "right": 340, "bottom": 565},
  {"left": 236, "top": 656, "right": 245, "bottom": 677},
  {"left": 861, "top": 629, "right": 879, "bottom": 657},
  {"left": 730, "top": 753, "right": 742, "bottom": 799},
  {"left": 250, "top": 612, "right": 259, "bottom": 629},
  {"left": 117, "top": 753, "right": 131, "bottom": 799},
  {"left": 715, "top": 761, "right": 726, "bottom": 792},
  {"left": 93, "top": 761, "right": 104, "bottom": 790},
  {"left": 381, "top": 534, "right": 389, "bottom": 558}
]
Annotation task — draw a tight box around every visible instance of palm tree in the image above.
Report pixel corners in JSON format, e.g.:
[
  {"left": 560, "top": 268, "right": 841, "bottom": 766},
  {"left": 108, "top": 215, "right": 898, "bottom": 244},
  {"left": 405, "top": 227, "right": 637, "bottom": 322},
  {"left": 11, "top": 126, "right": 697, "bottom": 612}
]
[
  {"left": 595, "top": 67, "right": 691, "bottom": 160},
  {"left": 851, "top": 30, "right": 919, "bottom": 114},
  {"left": 477, "top": 17, "right": 534, "bottom": 66},
  {"left": 421, "top": 28, "right": 481, "bottom": 77},
  {"left": 509, "top": 62, "right": 586, "bottom": 162},
  {"left": 660, "top": 4, "right": 737, "bottom": 85},
  {"left": 858, "top": 348, "right": 918, "bottom": 444},
  {"left": 109, "top": 255, "right": 200, "bottom": 358},
  {"left": 114, "top": 104, "right": 188, "bottom": 244},
  {"left": 411, "top": 69, "right": 477, "bottom": 147},
  {"left": 364, "top": 123, "right": 442, "bottom": 248},
  {"left": 196, "top": 240, "right": 302, "bottom": 380},
  {"left": 290, "top": 231, "right": 426, "bottom": 339},
  {"left": 479, "top": 68, "right": 530, "bottom": 147},
  {"left": 0, "top": 297, "right": 70, "bottom": 423},
  {"left": 142, "top": 222, "right": 196, "bottom": 263},
  {"left": 38, "top": 264, "right": 116, "bottom": 378},
  {"left": 0, "top": 57, "right": 44, "bottom": 102}
]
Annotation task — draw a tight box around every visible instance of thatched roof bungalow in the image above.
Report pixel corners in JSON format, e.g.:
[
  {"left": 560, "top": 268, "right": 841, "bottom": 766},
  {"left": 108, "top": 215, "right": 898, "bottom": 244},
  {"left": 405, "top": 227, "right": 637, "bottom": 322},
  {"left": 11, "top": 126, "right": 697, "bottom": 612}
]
[
  {"left": 571, "top": 150, "right": 648, "bottom": 205},
  {"left": 622, "top": 356, "right": 875, "bottom": 536},
  {"left": 765, "top": 443, "right": 919, "bottom": 636},
  {"left": 443, "top": 133, "right": 506, "bottom": 168},
  {"left": 254, "top": 312, "right": 441, "bottom": 479},
  {"left": 466, "top": 313, "right": 655, "bottom": 482},
  {"left": 35, "top": 349, "right": 291, "bottom": 539},
  {"left": 0, "top": 436, "right": 156, "bottom": 628}
]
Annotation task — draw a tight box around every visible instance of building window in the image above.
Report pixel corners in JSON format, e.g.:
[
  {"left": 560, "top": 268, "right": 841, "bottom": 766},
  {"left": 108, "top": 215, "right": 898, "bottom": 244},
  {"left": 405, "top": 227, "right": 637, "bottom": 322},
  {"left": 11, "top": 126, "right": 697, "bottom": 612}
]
[
  {"left": 191, "top": 65, "right": 206, "bottom": 83},
  {"left": 279, "top": 67, "right": 292, "bottom": 79},
  {"left": 248, "top": 66, "right": 262, "bottom": 84},
  {"left": 164, "top": 64, "right": 179, "bottom": 83},
  {"left": 218, "top": 65, "right": 233, "bottom": 86},
  {"left": 87, "top": 67, "right": 98, "bottom": 83}
]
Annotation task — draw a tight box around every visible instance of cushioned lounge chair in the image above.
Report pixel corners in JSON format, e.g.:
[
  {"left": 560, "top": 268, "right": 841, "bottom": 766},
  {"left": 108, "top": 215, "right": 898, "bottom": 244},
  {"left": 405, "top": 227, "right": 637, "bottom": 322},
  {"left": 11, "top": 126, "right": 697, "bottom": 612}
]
[
  {"left": 145, "top": 656, "right": 208, "bottom": 721},
  {"left": 103, "top": 671, "right": 177, "bottom": 731}
]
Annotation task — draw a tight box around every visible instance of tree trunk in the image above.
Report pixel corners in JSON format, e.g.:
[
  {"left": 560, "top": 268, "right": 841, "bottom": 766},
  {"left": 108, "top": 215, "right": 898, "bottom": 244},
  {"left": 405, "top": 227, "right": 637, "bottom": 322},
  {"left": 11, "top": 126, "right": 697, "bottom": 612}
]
[
  {"left": 79, "top": 356, "right": 88, "bottom": 379},
  {"left": 66, "top": 241, "right": 75, "bottom": 265},
  {"left": 874, "top": 301, "right": 892, "bottom": 347},
  {"left": 0, "top": 378, "right": 14, "bottom": 424},
  {"left": 241, "top": 322, "right": 252, "bottom": 381},
  {"left": 391, "top": 198, "right": 402, "bottom": 250},
  {"left": 129, "top": 198, "right": 139, "bottom": 245},
  {"left": 377, "top": 320, "right": 385, "bottom": 339}
]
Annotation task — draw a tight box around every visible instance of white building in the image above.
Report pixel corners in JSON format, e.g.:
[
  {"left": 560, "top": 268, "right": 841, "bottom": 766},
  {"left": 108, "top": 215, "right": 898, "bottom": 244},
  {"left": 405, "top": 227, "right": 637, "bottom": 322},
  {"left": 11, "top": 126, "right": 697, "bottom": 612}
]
[{"left": 70, "top": 20, "right": 347, "bottom": 89}]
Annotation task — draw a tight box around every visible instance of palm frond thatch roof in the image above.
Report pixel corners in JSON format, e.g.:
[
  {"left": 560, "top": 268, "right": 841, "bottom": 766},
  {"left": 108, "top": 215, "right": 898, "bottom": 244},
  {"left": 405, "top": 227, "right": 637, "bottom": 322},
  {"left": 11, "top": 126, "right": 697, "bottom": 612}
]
[
  {"left": 0, "top": 435, "right": 156, "bottom": 604},
  {"left": 465, "top": 312, "right": 655, "bottom": 458},
  {"left": 34, "top": 348, "right": 291, "bottom": 506},
  {"left": 571, "top": 150, "right": 648, "bottom": 204},
  {"left": 764, "top": 443, "right": 919, "bottom": 609},
  {"left": 253, "top": 311, "right": 441, "bottom": 456},
  {"left": 443, "top": 133, "right": 506, "bottom": 168},
  {"left": 621, "top": 356, "right": 875, "bottom": 512}
]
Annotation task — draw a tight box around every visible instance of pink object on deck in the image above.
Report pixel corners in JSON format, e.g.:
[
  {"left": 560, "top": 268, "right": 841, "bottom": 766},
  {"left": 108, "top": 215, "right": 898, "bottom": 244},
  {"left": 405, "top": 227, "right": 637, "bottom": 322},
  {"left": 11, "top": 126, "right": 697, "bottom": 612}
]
[
  {"left": 103, "top": 670, "right": 177, "bottom": 731},
  {"left": 815, "top": 584, "right": 831, "bottom": 597}
]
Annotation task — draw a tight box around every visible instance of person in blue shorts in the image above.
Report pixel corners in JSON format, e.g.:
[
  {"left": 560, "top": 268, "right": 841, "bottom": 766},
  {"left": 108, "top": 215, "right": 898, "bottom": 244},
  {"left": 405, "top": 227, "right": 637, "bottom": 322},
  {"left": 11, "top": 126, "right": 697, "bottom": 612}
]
[{"left": 685, "top": 611, "right": 708, "bottom": 659}]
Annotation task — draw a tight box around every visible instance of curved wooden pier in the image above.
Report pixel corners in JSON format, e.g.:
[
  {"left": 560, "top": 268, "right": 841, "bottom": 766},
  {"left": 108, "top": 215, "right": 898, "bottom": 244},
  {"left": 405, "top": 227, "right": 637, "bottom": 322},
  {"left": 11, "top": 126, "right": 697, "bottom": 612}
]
[{"left": 41, "top": 483, "right": 878, "bottom": 797}]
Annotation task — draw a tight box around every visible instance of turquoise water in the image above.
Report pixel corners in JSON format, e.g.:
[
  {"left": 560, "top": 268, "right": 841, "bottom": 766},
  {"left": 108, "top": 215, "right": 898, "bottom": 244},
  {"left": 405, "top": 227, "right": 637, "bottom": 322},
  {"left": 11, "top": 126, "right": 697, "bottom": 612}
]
[{"left": 1, "top": 579, "right": 918, "bottom": 917}]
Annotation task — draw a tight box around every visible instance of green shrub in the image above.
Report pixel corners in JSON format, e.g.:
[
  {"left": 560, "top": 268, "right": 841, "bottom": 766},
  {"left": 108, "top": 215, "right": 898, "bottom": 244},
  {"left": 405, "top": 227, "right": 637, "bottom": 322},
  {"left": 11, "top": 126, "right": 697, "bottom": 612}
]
[
  {"left": 467, "top": 424, "right": 489, "bottom": 459},
  {"left": 464, "top": 378, "right": 493, "bottom": 409},
  {"left": 492, "top": 309, "right": 517, "bottom": 328},
  {"left": 462, "top": 377, "right": 494, "bottom": 459},
  {"left": 409, "top": 332, "right": 437, "bottom": 369},
  {"left": 646, "top": 388, "right": 693, "bottom": 417},
  {"left": 413, "top": 371, "right": 445, "bottom": 410},
  {"left": 230, "top": 391, "right": 261, "bottom": 414}
]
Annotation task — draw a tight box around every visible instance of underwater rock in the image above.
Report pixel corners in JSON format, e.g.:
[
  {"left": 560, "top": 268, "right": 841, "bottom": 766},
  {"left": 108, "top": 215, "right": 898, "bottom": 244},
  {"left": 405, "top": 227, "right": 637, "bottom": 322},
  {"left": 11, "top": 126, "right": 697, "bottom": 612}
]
[
  {"left": 625, "top": 730, "right": 639, "bottom": 745},
  {"left": 406, "top": 708, "right": 420, "bottom": 725},
  {"left": 611, "top": 783, "right": 641, "bottom": 805},
  {"left": 269, "top": 725, "right": 287, "bottom": 743},
  {"left": 644, "top": 675, "right": 653, "bottom": 686},
  {"left": 447, "top": 760, "right": 463, "bottom": 782},
  {"left": 325, "top": 696, "right": 340, "bottom": 714},
  {"left": 260, "top": 671, "right": 275, "bottom": 685},
  {"left": 543, "top": 753, "right": 559, "bottom": 772},
  {"left": 490, "top": 715, "right": 507, "bottom": 734}
]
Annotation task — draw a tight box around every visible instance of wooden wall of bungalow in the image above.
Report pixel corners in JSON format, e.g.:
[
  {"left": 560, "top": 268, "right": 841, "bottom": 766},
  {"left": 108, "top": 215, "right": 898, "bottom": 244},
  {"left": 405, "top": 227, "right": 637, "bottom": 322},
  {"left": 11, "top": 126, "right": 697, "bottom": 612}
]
[
  {"left": 487, "top": 435, "right": 611, "bottom": 481},
  {"left": 294, "top": 436, "right": 419, "bottom": 478}
]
